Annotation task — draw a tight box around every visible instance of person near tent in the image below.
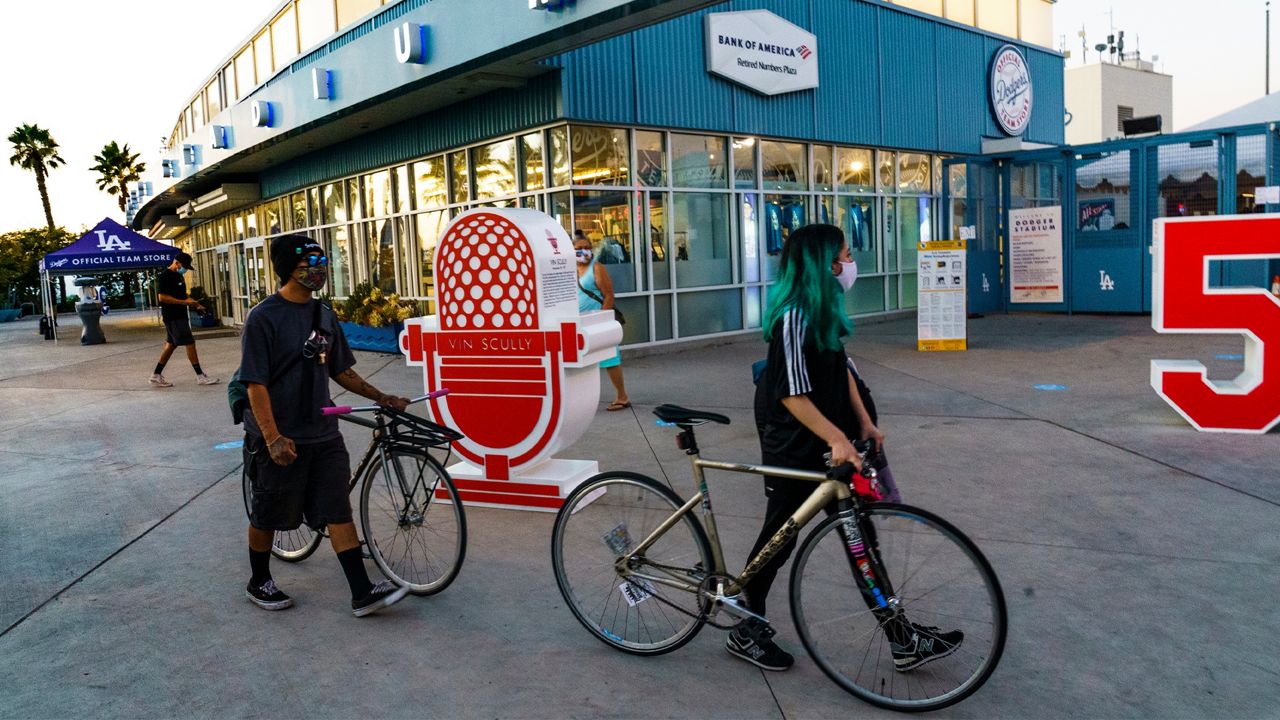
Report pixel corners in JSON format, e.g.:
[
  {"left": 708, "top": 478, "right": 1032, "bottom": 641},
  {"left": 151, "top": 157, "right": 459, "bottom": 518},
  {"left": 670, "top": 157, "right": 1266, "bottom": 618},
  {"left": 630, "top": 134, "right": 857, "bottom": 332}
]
[{"left": 150, "top": 252, "right": 220, "bottom": 387}]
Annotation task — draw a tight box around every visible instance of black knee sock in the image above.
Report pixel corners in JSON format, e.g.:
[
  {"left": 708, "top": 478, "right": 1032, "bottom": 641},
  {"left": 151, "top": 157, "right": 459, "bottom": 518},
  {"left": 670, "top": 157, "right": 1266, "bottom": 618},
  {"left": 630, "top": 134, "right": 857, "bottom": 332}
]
[
  {"left": 154, "top": 362, "right": 166, "bottom": 375},
  {"left": 192, "top": 363, "right": 203, "bottom": 375},
  {"left": 249, "top": 549, "right": 272, "bottom": 585},
  {"left": 336, "top": 547, "right": 373, "bottom": 599}
]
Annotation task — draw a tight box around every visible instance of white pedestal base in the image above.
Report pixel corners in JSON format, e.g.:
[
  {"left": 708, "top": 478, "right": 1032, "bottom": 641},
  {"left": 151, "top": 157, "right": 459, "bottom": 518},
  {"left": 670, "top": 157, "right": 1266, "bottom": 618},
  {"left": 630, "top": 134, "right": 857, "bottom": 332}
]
[{"left": 445, "top": 457, "right": 600, "bottom": 512}]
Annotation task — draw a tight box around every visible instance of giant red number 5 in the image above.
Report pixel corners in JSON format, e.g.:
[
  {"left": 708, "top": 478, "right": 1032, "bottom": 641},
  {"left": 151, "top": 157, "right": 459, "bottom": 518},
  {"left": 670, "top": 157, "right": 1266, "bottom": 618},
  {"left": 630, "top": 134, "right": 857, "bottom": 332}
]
[{"left": 1151, "top": 216, "right": 1280, "bottom": 433}]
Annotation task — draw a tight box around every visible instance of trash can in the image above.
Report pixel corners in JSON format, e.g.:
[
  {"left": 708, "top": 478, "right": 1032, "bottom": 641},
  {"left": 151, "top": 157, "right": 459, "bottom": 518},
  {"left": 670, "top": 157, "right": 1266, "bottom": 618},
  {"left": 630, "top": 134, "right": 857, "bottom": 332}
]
[{"left": 73, "top": 277, "right": 106, "bottom": 345}]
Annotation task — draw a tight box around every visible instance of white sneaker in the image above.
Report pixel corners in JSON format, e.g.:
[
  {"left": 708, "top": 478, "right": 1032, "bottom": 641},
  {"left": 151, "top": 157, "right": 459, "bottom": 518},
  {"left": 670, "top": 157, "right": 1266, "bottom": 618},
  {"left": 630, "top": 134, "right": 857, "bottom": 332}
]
[
  {"left": 149, "top": 373, "right": 173, "bottom": 388},
  {"left": 197, "top": 374, "right": 221, "bottom": 386}
]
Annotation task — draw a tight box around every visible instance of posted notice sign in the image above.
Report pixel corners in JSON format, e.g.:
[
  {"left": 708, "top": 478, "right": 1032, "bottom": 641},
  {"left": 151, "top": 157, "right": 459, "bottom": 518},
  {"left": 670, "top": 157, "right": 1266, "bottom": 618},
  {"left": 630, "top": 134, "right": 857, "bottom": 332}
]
[
  {"left": 917, "top": 240, "right": 967, "bottom": 352},
  {"left": 1009, "top": 205, "right": 1064, "bottom": 303}
]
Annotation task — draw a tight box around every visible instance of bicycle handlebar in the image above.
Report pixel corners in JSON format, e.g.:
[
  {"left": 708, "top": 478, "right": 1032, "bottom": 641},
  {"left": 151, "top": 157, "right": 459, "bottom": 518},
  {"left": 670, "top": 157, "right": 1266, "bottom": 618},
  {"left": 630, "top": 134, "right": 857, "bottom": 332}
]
[{"left": 322, "top": 388, "right": 449, "bottom": 416}]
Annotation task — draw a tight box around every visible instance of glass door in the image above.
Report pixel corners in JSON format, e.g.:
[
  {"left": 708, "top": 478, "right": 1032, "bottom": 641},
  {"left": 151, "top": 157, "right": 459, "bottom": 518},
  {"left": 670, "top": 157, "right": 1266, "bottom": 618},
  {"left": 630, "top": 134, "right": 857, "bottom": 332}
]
[{"left": 214, "top": 245, "right": 234, "bottom": 325}]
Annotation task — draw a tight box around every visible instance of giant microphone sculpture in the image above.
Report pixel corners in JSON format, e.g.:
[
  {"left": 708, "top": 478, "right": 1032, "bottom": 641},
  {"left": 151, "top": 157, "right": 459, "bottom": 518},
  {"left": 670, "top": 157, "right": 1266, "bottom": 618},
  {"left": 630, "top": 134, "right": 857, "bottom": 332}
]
[{"left": 400, "top": 209, "right": 623, "bottom": 510}]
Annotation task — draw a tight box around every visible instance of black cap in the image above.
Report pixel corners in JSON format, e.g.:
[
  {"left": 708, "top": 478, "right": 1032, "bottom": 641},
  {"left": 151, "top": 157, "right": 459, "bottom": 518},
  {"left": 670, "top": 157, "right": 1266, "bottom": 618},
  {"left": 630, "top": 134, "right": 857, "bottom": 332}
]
[
  {"left": 174, "top": 252, "right": 193, "bottom": 270},
  {"left": 270, "top": 233, "right": 324, "bottom": 284}
]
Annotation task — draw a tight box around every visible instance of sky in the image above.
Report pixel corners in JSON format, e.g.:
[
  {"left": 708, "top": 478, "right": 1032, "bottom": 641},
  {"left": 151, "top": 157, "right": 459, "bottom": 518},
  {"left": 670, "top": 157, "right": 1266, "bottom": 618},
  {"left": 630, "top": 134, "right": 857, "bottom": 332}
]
[{"left": 0, "top": 0, "right": 1276, "bottom": 233}]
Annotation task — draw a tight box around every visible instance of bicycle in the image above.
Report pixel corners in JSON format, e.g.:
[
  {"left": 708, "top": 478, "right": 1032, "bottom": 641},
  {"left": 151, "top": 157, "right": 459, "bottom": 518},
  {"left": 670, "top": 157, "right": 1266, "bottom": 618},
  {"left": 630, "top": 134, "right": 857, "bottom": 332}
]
[
  {"left": 550, "top": 404, "right": 1007, "bottom": 712},
  {"left": 241, "top": 389, "right": 468, "bottom": 595}
]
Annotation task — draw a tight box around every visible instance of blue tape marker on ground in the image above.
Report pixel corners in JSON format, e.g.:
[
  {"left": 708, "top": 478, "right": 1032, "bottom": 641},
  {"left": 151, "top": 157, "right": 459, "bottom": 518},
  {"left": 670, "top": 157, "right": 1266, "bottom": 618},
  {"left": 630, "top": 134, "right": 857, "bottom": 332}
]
[
  {"left": 1215, "top": 354, "right": 1244, "bottom": 361},
  {"left": 214, "top": 440, "right": 244, "bottom": 450},
  {"left": 1034, "top": 384, "right": 1069, "bottom": 392}
]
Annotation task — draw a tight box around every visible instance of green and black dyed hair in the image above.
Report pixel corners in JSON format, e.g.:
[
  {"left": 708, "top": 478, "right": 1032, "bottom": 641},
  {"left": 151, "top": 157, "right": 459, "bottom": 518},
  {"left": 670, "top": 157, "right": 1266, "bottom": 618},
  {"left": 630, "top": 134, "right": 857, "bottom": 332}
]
[{"left": 762, "top": 223, "right": 851, "bottom": 352}]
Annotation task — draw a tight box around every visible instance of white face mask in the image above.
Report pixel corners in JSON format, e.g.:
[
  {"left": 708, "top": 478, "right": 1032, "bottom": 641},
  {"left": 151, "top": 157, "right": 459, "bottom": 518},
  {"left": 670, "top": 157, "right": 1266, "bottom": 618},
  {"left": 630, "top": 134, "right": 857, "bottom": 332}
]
[
  {"left": 575, "top": 248, "right": 592, "bottom": 265},
  {"left": 835, "top": 260, "right": 858, "bottom": 291}
]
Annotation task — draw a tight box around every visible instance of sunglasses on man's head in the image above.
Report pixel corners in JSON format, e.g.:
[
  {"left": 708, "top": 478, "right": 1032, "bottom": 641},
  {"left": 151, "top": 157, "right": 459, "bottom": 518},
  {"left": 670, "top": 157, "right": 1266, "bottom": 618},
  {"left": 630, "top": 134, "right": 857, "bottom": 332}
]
[{"left": 296, "top": 255, "right": 328, "bottom": 267}]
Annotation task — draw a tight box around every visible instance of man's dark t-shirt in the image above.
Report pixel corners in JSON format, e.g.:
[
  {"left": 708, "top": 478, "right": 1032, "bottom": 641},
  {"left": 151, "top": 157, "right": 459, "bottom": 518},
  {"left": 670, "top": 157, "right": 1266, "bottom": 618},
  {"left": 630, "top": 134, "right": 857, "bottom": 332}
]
[
  {"left": 239, "top": 294, "right": 356, "bottom": 444},
  {"left": 157, "top": 269, "right": 188, "bottom": 321},
  {"left": 754, "top": 307, "right": 860, "bottom": 471}
]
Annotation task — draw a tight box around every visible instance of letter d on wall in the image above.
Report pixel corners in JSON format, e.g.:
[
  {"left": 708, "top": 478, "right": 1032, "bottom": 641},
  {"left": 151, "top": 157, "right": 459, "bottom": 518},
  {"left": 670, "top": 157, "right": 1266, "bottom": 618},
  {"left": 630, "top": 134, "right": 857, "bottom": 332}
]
[
  {"left": 395, "top": 22, "right": 428, "bottom": 64},
  {"left": 1150, "top": 216, "right": 1280, "bottom": 433}
]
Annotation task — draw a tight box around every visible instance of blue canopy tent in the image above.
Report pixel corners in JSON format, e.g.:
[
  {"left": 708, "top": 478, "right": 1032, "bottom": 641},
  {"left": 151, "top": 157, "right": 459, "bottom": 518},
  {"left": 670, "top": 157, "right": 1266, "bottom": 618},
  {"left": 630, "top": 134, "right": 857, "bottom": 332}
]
[{"left": 38, "top": 218, "right": 178, "bottom": 341}]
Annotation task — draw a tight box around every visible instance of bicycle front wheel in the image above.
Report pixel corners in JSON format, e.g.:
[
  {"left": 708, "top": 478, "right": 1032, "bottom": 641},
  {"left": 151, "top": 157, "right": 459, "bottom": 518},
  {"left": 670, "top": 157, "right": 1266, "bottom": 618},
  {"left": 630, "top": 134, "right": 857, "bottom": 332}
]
[
  {"left": 790, "top": 504, "right": 1007, "bottom": 712},
  {"left": 241, "top": 466, "right": 322, "bottom": 562},
  {"left": 359, "top": 449, "right": 466, "bottom": 595},
  {"left": 552, "top": 472, "right": 713, "bottom": 655}
]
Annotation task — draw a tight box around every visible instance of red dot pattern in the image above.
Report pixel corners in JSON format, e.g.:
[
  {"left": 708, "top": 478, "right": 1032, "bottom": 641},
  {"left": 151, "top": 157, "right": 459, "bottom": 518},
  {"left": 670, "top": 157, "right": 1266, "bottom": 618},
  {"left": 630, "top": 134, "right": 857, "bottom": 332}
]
[{"left": 436, "top": 213, "right": 538, "bottom": 330}]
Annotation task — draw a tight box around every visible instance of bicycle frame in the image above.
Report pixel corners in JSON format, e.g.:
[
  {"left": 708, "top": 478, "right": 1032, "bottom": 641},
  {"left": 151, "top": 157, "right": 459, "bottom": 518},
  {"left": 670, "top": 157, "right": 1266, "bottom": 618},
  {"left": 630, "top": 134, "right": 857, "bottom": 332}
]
[{"left": 339, "top": 411, "right": 452, "bottom": 518}]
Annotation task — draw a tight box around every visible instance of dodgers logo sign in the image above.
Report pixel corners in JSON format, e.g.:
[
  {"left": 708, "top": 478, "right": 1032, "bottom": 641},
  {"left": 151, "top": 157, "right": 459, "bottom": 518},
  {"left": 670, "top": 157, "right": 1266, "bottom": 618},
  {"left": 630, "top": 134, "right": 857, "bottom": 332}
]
[
  {"left": 95, "top": 230, "right": 132, "bottom": 251},
  {"left": 990, "top": 44, "right": 1033, "bottom": 136}
]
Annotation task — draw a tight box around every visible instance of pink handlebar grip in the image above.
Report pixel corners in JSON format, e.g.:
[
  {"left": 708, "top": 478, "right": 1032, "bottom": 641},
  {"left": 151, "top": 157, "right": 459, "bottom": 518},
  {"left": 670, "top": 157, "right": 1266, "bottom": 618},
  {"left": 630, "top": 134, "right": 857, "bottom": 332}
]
[
  {"left": 322, "top": 406, "right": 353, "bottom": 416},
  {"left": 426, "top": 388, "right": 450, "bottom": 400}
]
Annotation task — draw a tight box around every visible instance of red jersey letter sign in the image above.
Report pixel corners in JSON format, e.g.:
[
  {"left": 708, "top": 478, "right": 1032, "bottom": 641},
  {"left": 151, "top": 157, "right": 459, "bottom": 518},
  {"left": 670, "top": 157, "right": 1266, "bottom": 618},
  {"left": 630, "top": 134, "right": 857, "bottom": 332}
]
[
  {"left": 1151, "top": 216, "right": 1280, "bottom": 433},
  {"left": 400, "top": 209, "right": 623, "bottom": 509}
]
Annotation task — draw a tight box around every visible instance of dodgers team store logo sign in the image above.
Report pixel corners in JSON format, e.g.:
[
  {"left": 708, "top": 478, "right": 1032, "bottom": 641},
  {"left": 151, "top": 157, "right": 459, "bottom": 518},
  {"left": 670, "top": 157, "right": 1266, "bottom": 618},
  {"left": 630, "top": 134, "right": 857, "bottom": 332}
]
[
  {"left": 705, "top": 10, "right": 818, "bottom": 96},
  {"left": 990, "top": 44, "right": 1033, "bottom": 136}
]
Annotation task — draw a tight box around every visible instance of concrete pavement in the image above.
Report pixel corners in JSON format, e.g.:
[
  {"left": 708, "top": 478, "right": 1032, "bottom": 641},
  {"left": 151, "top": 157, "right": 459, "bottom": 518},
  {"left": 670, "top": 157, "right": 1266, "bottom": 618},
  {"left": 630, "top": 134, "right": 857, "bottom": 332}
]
[{"left": 0, "top": 309, "right": 1276, "bottom": 719}]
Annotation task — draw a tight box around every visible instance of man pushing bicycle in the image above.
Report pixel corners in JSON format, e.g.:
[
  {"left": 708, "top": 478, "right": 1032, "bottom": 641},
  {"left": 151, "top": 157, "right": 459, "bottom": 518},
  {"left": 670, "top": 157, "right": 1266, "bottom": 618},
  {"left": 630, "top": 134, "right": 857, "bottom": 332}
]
[{"left": 241, "top": 233, "right": 412, "bottom": 617}]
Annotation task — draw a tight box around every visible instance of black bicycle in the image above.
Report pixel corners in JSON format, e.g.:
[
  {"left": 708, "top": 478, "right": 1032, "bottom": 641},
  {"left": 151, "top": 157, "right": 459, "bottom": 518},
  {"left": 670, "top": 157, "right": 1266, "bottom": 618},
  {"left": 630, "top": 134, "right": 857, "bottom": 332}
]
[{"left": 241, "top": 390, "right": 468, "bottom": 595}]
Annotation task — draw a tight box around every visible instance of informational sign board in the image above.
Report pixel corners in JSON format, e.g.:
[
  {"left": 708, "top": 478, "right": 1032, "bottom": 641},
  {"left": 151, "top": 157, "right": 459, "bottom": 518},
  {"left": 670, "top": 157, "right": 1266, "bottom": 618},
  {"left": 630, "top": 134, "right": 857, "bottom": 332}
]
[
  {"left": 704, "top": 10, "right": 819, "bottom": 96},
  {"left": 1078, "top": 199, "right": 1116, "bottom": 231},
  {"left": 917, "top": 240, "right": 967, "bottom": 352},
  {"left": 1009, "top": 205, "right": 1064, "bottom": 304}
]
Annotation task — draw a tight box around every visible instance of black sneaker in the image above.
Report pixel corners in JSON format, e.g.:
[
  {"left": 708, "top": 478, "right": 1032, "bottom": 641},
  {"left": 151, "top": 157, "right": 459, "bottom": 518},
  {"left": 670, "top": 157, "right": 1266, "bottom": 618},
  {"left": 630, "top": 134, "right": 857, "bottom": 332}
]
[
  {"left": 890, "top": 623, "right": 963, "bottom": 672},
  {"left": 245, "top": 579, "right": 293, "bottom": 611},
  {"left": 351, "top": 580, "right": 409, "bottom": 617},
  {"left": 726, "top": 621, "right": 795, "bottom": 671}
]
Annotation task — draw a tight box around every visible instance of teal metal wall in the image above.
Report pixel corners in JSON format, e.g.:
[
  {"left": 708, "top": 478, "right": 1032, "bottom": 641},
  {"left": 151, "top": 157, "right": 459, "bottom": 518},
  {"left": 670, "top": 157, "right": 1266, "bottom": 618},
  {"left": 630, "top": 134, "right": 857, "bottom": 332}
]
[{"left": 554, "top": 0, "right": 1065, "bottom": 152}]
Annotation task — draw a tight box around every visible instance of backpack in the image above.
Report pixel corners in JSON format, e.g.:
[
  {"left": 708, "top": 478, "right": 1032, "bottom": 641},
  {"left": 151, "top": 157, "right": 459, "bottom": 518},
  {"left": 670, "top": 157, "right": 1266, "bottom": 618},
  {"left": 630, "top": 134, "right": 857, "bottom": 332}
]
[{"left": 227, "top": 299, "right": 321, "bottom": 425}]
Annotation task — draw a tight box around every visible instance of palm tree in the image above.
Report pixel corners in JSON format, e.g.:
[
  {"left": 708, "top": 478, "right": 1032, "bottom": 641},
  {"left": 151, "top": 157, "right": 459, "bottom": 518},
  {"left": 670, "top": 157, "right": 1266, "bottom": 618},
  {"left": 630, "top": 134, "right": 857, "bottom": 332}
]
[
  {"left": 7, "top": 124, "right": 64, "bottom": 231},
  {"left": 90, "top": 141, "right": 146, "bottom": 214}
]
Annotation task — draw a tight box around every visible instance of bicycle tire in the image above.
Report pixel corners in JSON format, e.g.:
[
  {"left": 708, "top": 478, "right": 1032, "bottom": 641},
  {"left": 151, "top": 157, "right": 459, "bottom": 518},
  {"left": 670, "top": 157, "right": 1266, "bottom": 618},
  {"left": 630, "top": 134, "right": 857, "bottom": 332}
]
[
  {"left": 789, "top": 503, "right": 1007, "bottom": 712},
  {"left": 552, "top": 471, "right": 714, "bottom": 656},
  {"left": 360, "top": 448, "right": 466, "bottom": 595},
  {"left": 241, "top": 465, "right": 322, "bottom": 563}
]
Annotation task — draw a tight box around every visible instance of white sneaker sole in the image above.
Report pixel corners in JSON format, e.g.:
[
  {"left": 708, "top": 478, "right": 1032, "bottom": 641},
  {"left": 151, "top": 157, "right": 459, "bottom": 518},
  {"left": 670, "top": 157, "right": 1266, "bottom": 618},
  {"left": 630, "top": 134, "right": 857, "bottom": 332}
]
[
  {"left": 352, "top": 585, "right": 409, "bottom": 617},
  {"left": 149, "top": 379, "right": 173, "bottom": 388},
  {"left": 246, "top": 590, "right": 294, "bottom": 611},
  {"left": 894, "top": 642, "right": 960, "bottom": 672},
  {"left": 198, "top": 378, "right": 221, "bottom": 385}
]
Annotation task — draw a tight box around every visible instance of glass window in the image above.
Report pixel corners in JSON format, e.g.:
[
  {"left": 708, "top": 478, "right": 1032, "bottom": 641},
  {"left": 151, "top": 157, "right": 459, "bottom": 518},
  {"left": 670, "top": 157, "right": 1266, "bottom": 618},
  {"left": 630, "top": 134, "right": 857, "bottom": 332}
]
[
  {"left": 414, "top": 156, "right": 447, "bottom": 208},
  {"left": 733, "top": 137, "right": 757, "bottom": 189},
  {"left": 415, "top": 210, "right": 449, "bottom": 297},
  {"left": 1019, "top": 0, "right": 1054, "bottom": 47},
  {"left": 976, "top": 0, "right": 1018, "bottom": 38},
  {"left": 898, "top": 196, "right": 932, "bottom": 276},
  {"left": 739, "top": 194, "right": 760, "bottom": 283},
  {"left": 325, "top": 225, "right": 354, "bottom": 297},
  {"left": 944, "top": 0, "right": 975, "bottom": 24},
  {"left": 336, "top": 0, "right": 381, "bottom": 28},
  {"left": 812, "top": 144, "right": 834, "bottom": 191},
  {"left": 264, "top": 202, "right": 282, "bottom": 235},
  {"left": 548, "top": 126, "right": 571, "bottom": 187},
  {"left": 573, "top": 190, "right": 635, "bottom": 293},
  {"left": 393, "top": 165, "right": 410, "bottom": 213},
  {"left": 473, "top": 138, "right": 517, "bottom": 200},
  {"left": 884, "top": 197, "right": 898, "bottom": 272},
  {"left": 206, "top": 76, "right": 222, "bottom": 118},
  {"left": 322, "top": 184, "right": 346, "bottom": 224},
  {"left": 234, "top": 46, "right": 255, "bottom": 98},
  {"left": 677, "top": 288, "right": 742, "bottom": 337},
  {"left": 246, "top": 209, "right": 259, "bottom": 238},
  {"left": 1155, "top": 142, "right": 1215, "bottom": 219},
  {"left": 365, "top": 220, "right": 396, "bottom": 293},
  {"left": 1237, "top": 135, "right": 1268, "bottom": 214},
  {"left": 271, "top": 7, "right": 299, "bottom": 68},
  {"left": 253, "top": 31, "right": 273, "bottom": 85},
  {"left": 520, "top": 132, "right": 545, "bottom": 191},
  {"left": 571, "top": 125, "right": 629, "bottom": 186},
  {"left": 636, "top": 130, "right": 666, "bottom": 187},
  {"left": 654, "top": 293, "right": 673, "bottom": 341},
  {"left": 549, "top": 191, "right": 572, "bottom": 234},
  {"left": 837, "top": 196, "right": 878, "bottom": 273},
  {"left": 1077, "top": 150, "right": 1133, "bottom": 228},
  {"left": 364, "top": 170, "right": 391, "bottom": 217},
  {"left": 644, "top": 194, "right": 670, "bottom": 290},
  {"left": 347, "top": 178, "right": 363, "bottom": 221},
  {"left": 761, "top": 141, "right": 806, "bottom": 191},
  {"left": 297, "top": 0, "right": 336, "bottom": 50},
  {"left": 615, "top": 297, "right": 650, "bottom": 345},
  {"left": 449, "top": 151, "right": 470, "bottom": 204},
  {"left": 898, "top": 153, "right": 931, "bottom": 193},
  {"left": 190, "top": 98, "right": 204, "bottom": 132},
  {"left": 672, "top": 193, "right": 731, "bottom": 288},
  {"left": 837, "top": 147, "right": 874, "bottom": 192},
  {"left": 879, "top": 150, "right": 896, "bottom": 192},
  {"left": 762, "top": 195, "right": 806, "bottom": 281},
  {"left": 671, "top": 133, "right": 727, "bottom": 189},
  {"left": 289, "top": 192, "right": 307, "bottom": 229}
]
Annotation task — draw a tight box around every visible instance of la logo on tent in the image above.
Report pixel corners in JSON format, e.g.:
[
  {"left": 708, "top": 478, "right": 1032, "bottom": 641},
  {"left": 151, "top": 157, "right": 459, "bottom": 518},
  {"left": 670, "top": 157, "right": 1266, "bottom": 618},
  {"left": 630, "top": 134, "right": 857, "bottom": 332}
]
[{"left": 95, "top": 230, "right": 132, "bottom": 251}]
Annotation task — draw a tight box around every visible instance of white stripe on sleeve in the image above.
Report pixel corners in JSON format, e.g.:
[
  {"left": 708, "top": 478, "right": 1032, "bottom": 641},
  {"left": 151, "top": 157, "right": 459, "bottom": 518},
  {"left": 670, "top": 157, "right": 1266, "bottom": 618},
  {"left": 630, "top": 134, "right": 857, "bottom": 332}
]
[{"left": 782, "top": 308, "right": 811, "bottom": 396}]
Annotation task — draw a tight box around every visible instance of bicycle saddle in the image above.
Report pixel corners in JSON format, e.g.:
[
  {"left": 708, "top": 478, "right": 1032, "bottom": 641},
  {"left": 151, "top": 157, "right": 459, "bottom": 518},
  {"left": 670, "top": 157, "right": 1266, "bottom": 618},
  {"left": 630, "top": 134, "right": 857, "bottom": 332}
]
[{"left": 653, "top": 404, "right": 731, "bottom": 426}]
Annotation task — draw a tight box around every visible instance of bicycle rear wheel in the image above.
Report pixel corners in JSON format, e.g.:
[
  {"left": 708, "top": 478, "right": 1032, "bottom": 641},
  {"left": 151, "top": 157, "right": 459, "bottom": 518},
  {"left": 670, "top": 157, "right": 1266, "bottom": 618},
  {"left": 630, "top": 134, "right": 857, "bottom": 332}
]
[
  {"left": 790, "top": 504, "right": 1006, "bottom": 712},
  {"left": 552, "top": 472, "right": 713, "bottom": 655},
  {"left": 359, "top": 449, "right": 466, "bottom": 595},
  {"left": 241, "top": 466, "right": 322, "bottom": 562}
]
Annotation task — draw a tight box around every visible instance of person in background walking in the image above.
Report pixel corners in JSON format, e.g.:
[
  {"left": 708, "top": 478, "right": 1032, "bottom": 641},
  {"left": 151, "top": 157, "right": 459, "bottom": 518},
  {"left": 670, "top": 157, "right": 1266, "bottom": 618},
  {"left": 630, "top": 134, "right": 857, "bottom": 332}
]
[
  {"left": 574, "top": 230, "right": 630, "bottom": 411},
  {"left": 150, "top": 252, "right": 219, "bottom": 387}
]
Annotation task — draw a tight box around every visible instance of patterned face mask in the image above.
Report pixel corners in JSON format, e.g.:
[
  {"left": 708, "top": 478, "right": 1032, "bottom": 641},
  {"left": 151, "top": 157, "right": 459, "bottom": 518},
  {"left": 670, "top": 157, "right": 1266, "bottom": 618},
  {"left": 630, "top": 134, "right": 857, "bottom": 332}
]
[{"left": 295, "top": 265, "right": 328, "bottom": 291}]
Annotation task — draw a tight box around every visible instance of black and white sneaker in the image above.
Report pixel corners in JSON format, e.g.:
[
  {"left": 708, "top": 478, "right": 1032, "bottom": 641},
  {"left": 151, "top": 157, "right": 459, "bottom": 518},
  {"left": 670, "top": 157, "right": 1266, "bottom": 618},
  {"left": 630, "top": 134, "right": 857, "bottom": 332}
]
[
  {"left": 890, "top": 623, "right": 963, "bottom": 672},
  {"left": 351, "top": 580, "right": 409, "bottom": 617},
  {"left": 726, "top": 621, "right": 795, "bottom": 671},
  {"left": 246, "top": 579, "right": 293, "bottom": 611}
]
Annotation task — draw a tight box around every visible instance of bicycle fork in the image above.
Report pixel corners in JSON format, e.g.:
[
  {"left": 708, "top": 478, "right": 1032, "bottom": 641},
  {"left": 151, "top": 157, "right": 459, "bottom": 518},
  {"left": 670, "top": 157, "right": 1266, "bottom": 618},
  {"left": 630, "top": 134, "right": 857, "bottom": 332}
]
[{"left": 835, "top": 501, "right": 909, "bottom": 641}]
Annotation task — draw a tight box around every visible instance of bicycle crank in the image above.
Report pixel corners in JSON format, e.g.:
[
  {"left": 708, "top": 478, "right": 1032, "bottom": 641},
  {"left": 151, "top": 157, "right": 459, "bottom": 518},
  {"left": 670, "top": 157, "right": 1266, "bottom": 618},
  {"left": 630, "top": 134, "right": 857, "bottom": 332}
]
[{"left": 696, "top": 573, "right": 766, "bottom": 629}]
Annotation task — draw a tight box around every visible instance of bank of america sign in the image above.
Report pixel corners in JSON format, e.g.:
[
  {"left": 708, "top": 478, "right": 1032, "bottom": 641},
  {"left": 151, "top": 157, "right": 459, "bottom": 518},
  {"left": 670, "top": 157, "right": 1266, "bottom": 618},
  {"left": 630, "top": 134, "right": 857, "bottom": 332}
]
[{"left": 705, "top": 10, "right": 819, "bottom": 96}]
